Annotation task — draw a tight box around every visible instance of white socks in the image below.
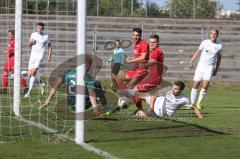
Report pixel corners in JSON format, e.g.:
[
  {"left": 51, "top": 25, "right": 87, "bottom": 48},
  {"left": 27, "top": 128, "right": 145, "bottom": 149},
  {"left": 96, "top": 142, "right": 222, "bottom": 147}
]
[
  {"left": 28, "top": 76, "right": 36, "bottom": 95},
  {"left": 191, "top": 88, "right": 198, "bottom": 104},
  {"left": 191, "top": 88, "right": 207, "bottom": 105},
  {"left": 197, "top": 88, "right": 207, "bottom": 104}
]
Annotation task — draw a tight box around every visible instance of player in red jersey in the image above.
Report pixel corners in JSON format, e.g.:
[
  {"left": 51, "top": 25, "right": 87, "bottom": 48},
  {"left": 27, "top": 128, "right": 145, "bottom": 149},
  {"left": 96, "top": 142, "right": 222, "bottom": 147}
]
[
  {"left": 114, "top": 34, "right": 164, "bottom": 114},
  {"left": 113, "top": 28, "right": 149, "bottom": 112},
  {"left": 132, "top": 34, "right": 164, "bottom": 114},
  {"left": 124, "top": 28, "right": 149, "bottom": 86},
  {"left": 1, "top": 29, "right": 28, "bottom": 94},
  {"left": 114, "top": 28, "right": 149, "bottom": 90},
  {"left": 136, "top": 34, "right": 164, "bottom": 92}
]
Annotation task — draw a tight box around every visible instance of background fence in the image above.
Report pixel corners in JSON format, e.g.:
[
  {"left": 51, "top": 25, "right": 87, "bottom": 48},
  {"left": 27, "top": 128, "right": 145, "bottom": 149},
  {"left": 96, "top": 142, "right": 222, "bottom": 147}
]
[
  {"left": 1, "top": 0, "right": 240, "bottom": 19},
  {"left": 1, "top": 14, "right": 240, "bottom": 82}
]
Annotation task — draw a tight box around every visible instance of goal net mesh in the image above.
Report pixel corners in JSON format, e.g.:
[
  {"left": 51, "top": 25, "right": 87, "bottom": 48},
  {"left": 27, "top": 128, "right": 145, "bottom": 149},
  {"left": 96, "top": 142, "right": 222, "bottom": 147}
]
[{"left": 0, "top": 0, "right": 78, "bottom": 143}]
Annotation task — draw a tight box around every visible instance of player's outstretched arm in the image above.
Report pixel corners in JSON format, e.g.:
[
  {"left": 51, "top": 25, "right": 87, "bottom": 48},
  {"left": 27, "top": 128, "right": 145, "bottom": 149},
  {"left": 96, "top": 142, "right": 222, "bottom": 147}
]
[
  {"left": 39, "top": 77, "right": 63, "bottom": 110},
  {"left": 213, "top": 52, "right": 222, "bottom": 76},
  {"left": 192, "top": 105, "right": 203, "bottom": 118},
  {"left": 188, "top": 49, "right": 201, "bottom": 68}
]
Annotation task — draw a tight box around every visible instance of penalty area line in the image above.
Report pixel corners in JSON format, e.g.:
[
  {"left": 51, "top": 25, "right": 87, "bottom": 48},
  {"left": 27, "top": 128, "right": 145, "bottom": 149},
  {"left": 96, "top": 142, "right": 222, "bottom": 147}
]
[{"left": 15, "top": 116, "right": 120, "bottom": 159}]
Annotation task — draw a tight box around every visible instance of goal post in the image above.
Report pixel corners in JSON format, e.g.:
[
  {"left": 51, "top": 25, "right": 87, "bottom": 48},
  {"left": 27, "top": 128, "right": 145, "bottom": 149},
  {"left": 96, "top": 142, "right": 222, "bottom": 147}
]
[
  {"left": 13, "top": 0, "right": 22, "bottom": 117},
  {"left": 11, "top": 0, "right": 87, "bottom": 144},
  {"left": 75, "top": 0, "right": 86, "bottom": 144}
]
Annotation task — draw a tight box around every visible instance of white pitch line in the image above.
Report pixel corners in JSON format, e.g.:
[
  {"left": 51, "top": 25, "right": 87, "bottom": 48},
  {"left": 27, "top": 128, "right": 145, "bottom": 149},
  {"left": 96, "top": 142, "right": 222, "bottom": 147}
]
[
  {"left": 15, "top": 116, "right": 120, "bottom": 159},
  {"left": 80, "top": 143, "right": 120, "bottom": 159},
  {"left": 16, "top": 117, "right": 58, "bottom": 133},
  {"left": 15, "top": 116, "right": 69, "bottom": 141}
]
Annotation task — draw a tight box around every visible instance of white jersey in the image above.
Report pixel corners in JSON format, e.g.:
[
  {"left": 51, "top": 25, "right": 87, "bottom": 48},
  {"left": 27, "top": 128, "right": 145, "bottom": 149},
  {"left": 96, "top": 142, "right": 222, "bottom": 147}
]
[
  {"left": 146, "top": 91, "right": 192, "bottom": 117},
  {"left": 197, "top": 39, "right": 222, "bottom": 69},
  {"left": 30, "top": 32, "right": 51, "bottom": 60}
]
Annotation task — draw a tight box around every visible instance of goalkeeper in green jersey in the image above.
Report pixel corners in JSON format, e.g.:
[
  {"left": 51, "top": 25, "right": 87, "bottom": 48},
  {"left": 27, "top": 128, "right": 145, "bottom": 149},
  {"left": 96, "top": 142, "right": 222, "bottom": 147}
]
[{"left": 39, "top": 56, "right": 106, "bottom": 116}]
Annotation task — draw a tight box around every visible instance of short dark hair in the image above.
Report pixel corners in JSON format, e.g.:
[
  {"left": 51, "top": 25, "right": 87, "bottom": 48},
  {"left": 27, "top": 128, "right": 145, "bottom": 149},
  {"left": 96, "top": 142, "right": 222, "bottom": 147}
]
[
  {"left": 38, "top": 22, "right": 45, "bottom": 27},
  {"left": 8, "top": 29, "right": 15, "bottom": 35},
  {"left": 133, "top": 28, "right": 142, "bottom": 35},
  {"left": 149, "top": 34, "right": 159, "bottom": 42},
  {"left": 174, "top": 81, "right": 185, "bottom": 91}
]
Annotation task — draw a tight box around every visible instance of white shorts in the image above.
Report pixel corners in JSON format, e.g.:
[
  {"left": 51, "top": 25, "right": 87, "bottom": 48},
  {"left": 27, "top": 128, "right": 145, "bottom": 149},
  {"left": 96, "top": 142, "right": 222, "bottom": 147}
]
[
  {"left": 28, "top": 56, "right": 43, "bottom": 70},
  {"left": 145, "top": 96, "right": 166, "bottom": 117},
  {"left": 193, "top": 67, "right": 213, "bottom": 82}
]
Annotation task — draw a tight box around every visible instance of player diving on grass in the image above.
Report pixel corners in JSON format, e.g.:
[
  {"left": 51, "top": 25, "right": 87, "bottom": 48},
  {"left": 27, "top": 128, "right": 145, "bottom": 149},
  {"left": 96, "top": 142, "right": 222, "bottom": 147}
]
[
  {"left": 39, "top": 54, "right": 107, "bottom": 117},
  {"left": 1, "top": 29, "right": 28, "bottom": 94},
  {"left": 24, "top": 22, "right": 52, "bottom": 97},
  {"left": 136, "top": 81, "right": 203, "bottom": 118},
  {"left": 188, "top": 28, "right": 222, "bottom": 109}
]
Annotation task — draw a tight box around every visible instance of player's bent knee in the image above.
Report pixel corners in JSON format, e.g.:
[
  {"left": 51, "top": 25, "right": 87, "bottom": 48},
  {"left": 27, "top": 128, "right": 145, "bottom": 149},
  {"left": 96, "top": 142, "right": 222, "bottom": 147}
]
[
  {"left": 28, "top": 69, "right": 37, "bottom": 76},
  {"left": 193, "top": 81, "right": 200, "bottom": 89}
]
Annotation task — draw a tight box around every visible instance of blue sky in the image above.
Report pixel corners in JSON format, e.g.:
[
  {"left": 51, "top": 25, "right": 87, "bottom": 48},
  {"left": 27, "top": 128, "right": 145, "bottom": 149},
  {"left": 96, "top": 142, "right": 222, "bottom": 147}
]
[
  {"left": 218, "top": 0, "right": 238, "bottom": 10},
  {"left": 152, "top": 0, "right": 239, "bottom": 11}
]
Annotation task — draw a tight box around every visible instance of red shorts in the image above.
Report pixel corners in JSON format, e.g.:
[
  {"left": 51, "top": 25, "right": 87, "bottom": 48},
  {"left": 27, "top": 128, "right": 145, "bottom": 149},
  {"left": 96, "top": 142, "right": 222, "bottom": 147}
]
[
  {"left": 125, "top": 68, "right": 148, "bottom": 79},
  {"left": 3, "top": 58, "right": 14, "bottom": 72},
  {"left": 136, "top": 77, "right": 162, "bottom": 92},
  {"left": 136, "top": 83, "right": 159, "bottom": 92}
]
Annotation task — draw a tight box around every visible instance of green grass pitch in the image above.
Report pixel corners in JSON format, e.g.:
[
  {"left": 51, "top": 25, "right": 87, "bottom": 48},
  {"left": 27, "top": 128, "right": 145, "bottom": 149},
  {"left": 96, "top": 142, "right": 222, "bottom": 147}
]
[{"left": 0, "top": 81, "right": 240, "bottom": 159}]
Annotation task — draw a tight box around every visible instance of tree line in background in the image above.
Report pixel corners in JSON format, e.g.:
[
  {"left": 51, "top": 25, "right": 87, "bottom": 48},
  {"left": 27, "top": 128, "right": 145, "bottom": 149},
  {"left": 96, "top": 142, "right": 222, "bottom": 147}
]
[{"left": 0, "top": 0, "right": 240, "bottom": 19}]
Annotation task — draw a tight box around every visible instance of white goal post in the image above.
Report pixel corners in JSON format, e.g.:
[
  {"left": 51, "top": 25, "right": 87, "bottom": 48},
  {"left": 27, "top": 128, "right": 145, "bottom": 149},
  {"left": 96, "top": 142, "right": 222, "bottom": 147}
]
[
  {"left": 13, "top": 0, "right": 86, "bottom": 144},
  {"left": 13, "top": 0, "right": 22, "bottom": 117},
  {"left": 75, "top": 0, "right": 86, "bottom": 144}
]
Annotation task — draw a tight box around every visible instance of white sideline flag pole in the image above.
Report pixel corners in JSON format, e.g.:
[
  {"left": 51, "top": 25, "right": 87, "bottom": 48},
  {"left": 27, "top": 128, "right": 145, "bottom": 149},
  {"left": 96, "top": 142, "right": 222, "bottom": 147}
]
[
  {"left": 75, "top": 0, "right": 86, "bottom": 144},
  {"left": 13, "top": 0, "right": 22, "bottom": 117}
]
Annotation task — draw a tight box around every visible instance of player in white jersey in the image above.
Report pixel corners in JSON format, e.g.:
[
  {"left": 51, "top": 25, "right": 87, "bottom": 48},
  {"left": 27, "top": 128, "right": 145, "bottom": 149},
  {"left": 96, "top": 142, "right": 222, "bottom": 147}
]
[
  {"left": 188, "top": 29, "right": 222, "bottom": 109},
  {"left": 139, "top": 81, "right": 203, "bottom": 118},
  {"left": 24, "top": 22, "right": 52, "bottom": 97}
]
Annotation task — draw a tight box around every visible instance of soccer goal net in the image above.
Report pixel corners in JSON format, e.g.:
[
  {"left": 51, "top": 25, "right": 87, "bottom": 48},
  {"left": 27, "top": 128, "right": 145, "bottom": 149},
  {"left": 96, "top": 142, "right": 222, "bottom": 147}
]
[{"left": 0, "top": 0, "right": 85, "bottom": 143}]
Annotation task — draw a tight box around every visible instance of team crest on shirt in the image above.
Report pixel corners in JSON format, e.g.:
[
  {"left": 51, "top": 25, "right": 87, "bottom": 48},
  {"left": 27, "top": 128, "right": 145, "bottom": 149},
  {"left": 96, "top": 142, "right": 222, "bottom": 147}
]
[{"left": 206, "top": 46, "right": 218, "bottom": 54}]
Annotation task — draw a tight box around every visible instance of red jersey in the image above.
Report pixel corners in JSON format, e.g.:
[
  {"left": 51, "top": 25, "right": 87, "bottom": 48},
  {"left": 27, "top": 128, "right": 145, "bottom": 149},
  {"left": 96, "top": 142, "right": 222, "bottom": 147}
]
[
  {"left": 133, "top": 39, "right": 149, "bottom": 65},
  {"left": 5, "top": 38, "right": 15, "bottom": 58},
  {"left": 148, "top": 47, "right": 164, "bottom": 80}
]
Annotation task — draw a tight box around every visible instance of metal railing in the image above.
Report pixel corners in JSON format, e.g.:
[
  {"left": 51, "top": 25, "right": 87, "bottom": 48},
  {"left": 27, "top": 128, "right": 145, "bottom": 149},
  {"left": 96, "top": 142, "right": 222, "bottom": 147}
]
[{"left": 0, "top": 0, "right": 239, "bottom": 19}]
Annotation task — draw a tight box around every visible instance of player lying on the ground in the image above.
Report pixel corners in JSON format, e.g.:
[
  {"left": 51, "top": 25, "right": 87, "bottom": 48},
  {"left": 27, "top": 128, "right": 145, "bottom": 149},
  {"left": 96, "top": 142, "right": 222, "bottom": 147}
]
[
  {"left": 39, "top": 71, "right": 106, "bottom": 116},
  {"left": 1, "top": 29, "right": 28, "bottom": 94},
  {"left": 39, "top": 55, "right": 106, "bottom": 116},
  {"left": 135, "top": 81, "right": 203, "bottom": 118}
]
